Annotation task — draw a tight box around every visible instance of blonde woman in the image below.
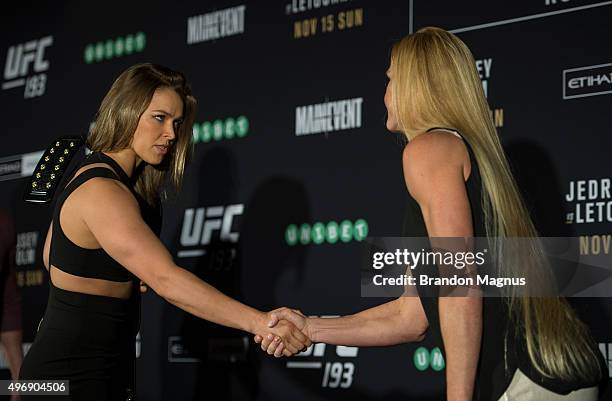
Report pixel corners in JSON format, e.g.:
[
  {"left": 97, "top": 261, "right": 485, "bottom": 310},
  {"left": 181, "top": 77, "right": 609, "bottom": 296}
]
[
  {"left": 257, "top": 28, "right": 605, "bottom": 401},
  {"left": 18, "top": 63, "right": 310, "bottom": 401}
]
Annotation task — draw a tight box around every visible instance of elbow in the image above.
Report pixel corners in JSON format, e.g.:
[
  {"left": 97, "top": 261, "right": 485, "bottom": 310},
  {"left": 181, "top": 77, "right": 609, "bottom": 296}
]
[
  {"left": 412, "top": 323, "right": 428, "bottom": 343},
  {"left": 396, "top": 298, "right": 429, "bottom": 343},
  {"left": 405, "top": 317, "right": 429, "bottom": 343},
  {"left": 150, "top": 265, "right": 176, "bottom": 302}
]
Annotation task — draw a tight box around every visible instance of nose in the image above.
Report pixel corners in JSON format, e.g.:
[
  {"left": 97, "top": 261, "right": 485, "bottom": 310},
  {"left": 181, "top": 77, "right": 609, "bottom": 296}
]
[{"left": 163, "top": 122, "right": 176, "bottom": 142}]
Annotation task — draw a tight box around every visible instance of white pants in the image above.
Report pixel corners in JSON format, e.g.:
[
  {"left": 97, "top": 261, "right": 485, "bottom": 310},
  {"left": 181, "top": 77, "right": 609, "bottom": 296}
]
[{"left": 498, "top": 369, "right": 598, "bottom": 401}]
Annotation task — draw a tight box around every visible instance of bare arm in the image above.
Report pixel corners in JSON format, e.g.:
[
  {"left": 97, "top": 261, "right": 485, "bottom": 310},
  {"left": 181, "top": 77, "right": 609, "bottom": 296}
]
[
  {"left": 403, "top": 132, "right": 482, "bottom": 401},
  {"left": 257, "top": 269, "right": 428, "bottom": 348},
  {"left": 78, "top": 179, "right": 309, "bottom": 352},
  {"left": 306, "top": 297, "right": 427, "bottom": 346},
  {"left": 255, "top": 298, "right": 427, "bottom": 357}
]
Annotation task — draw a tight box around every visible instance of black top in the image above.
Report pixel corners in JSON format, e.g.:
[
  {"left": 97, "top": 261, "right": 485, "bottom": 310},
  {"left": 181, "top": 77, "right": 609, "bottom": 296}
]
[
  {"left": 20, "top": 152, "right": 163, "bottom": 400},
  {"left": 50, "top": 152, "right": 161, "bottom": 282},
  {"left": 402, "top": 128, "right": 605, "bottom": 400}
]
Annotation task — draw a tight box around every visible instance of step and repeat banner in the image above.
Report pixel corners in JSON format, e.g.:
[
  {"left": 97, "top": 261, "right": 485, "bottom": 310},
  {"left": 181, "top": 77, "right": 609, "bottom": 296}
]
[{"left": 1, "top": 1, "right": 611, "bottom": 400}]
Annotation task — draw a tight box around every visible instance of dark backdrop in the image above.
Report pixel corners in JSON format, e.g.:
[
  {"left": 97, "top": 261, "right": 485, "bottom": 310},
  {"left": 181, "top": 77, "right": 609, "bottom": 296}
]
[{"left": 1, "top": 1, "right": 611, "bottom": 400}]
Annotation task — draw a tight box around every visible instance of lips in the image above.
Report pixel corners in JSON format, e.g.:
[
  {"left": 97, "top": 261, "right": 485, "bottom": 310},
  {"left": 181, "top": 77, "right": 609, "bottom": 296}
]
[{"left": 154, "top": 145, "right": 168, "bottom": 155}]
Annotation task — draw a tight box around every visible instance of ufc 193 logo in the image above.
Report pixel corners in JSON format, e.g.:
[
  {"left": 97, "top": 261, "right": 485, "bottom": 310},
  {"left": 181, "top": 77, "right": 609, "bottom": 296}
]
[
  {"left": 3, "top": 35, "right": 53, "bottom": 99},
  {"left": 287, "top": 316, "right": 358, "bottom": 389},
  {"left": 177, "top": 204, "right": 243, "bottom": 269}
]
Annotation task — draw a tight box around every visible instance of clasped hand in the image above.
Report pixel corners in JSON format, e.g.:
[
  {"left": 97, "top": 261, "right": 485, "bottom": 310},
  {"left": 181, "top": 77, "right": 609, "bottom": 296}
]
[
  {"left": 138, "top": 280, "right": 311, "bottom": 358},
  {"left": 254, "top": 307, "right": 312, "bottom": 358}
]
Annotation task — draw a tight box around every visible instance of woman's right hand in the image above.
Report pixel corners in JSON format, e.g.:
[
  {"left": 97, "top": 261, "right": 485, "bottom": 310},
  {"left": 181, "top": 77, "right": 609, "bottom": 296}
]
[
  {"left": 254, "top": 308, "right": 312, "bottom": 357},
  {"left": 254, "top": 309, "right": 311, "bottom": 357}
]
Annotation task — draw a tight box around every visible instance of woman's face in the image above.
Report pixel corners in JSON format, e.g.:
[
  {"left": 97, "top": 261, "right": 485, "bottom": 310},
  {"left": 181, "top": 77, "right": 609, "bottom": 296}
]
[
  {"left": 384, "top": 64, "right": 399, "bottom": 132},
  {"left": 132, "top": 87, "right": 184, "bottom": 166}
]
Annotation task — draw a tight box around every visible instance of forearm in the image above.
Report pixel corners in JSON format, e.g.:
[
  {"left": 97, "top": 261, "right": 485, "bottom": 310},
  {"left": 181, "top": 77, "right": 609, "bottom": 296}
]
[
  {"left": 157, "top": 265, "right": 264, "bottom": 334},
  {"left": 439, "top": 296, "right": 482, "bottom": 401},
  {"left": 310, "top": 298, "right": 427, "bottom": 346},
  {"left": 0, "top": 330, "right": 23, "bottom": 379},
  {"left": 309, "top": 314, "right": 403, "bottom": 346}
]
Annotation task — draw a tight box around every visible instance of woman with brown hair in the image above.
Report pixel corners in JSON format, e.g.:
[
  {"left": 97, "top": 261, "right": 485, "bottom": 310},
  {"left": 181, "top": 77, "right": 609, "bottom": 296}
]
[
  {"left": 257, "top": 27, "right": 605, "bottom": 400},
  {"left": 19, "top": 63, "right": 310, "bottom": 400}
]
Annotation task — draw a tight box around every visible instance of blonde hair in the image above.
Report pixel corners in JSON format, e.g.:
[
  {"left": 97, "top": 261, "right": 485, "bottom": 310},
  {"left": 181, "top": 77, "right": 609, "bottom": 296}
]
[
  {"left": 390, "top": 27, "right": 601, "bottom": 382},
  {"left": 87, "top": 63, "right": 196, "bottom": 206}
]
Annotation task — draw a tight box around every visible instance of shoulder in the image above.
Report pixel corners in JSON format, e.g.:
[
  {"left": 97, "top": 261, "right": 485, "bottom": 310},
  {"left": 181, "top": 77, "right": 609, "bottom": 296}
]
[
  {"left": 70, "top": 170, "right": 138, "bottom": 211},
  {"left": 402, "top": 130, "right": 467, "bottom": 170},
  {"left": 402, "top": 131, "right": 469, "bottom": 201}
]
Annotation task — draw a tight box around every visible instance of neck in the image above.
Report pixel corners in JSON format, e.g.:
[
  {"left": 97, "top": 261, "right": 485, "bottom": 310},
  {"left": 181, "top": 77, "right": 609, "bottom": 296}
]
[{"left": 102, "top": 149, "right": 142, "bottom": 179}]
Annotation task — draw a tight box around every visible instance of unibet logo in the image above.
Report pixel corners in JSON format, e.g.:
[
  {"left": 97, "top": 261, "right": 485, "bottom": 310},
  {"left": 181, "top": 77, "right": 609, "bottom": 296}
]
[
  {"left": 192, "top": 116, "right": 249, "bottom": 144},
  {"left": 285, "top": 219, "right": 368, "bottom": 246},
  {"left": 84, "top": 32, "right": 146, "bottom": 64},
  {"left": 414, "top": 346, "right": 445, "bottom": 372}
]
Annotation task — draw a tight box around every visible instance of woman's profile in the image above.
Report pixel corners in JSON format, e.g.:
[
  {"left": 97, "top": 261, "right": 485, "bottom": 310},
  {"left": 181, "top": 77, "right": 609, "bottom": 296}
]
[{"left": 257, "top": 27, "right": 605, "bottom": 401}]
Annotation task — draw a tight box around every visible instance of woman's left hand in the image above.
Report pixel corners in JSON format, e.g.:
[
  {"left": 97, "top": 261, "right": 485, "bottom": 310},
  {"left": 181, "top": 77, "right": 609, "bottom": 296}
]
[{"left": 254, "top": 307, "right": 312, "bottom": 357}]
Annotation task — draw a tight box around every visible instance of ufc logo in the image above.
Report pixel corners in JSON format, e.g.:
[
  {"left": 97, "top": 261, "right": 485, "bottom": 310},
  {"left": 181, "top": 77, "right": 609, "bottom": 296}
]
[
  {"left": 297, "top": 343, "right": 359, "bottom": 358},
  {"left": 4, "top": 36, "right": 53, "bottom": 80},
  {"left": 180, "top": 204, "right": 243, "bottom": 246}
]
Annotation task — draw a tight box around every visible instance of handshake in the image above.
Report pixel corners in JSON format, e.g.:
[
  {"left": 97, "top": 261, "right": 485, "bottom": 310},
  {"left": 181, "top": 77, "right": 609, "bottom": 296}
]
[
  {"left": 254, "top": 307, "right": 314, "bottom": 358},
  {"left": 138, "top": 282, "right": 316, "bottom": 356}
]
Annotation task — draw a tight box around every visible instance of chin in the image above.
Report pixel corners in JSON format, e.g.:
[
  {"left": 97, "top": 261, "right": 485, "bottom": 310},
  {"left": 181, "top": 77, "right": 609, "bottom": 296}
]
[
  {"left": 386, "top": 120, "right": 400, "bottom": 133},
  {"left": 151, "top": 157, "right": 165, "bottom": 166},
  {"left": 142, "top": 153, "right": 165, "bottom": 166}
]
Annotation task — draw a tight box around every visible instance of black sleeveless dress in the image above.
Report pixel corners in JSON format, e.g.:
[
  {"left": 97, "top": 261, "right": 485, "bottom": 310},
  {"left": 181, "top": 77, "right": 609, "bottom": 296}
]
[
  {"left": 402, "top": 128, "right": 605, "bottom": 401},
  {"left": 19, "top": 152, "right": 161, "bottom": 401}
]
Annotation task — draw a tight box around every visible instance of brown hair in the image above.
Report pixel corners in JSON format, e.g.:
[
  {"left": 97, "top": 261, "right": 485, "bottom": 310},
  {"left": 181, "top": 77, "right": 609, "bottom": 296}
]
[{"left": 87, "top": 63, "right": 196, "bottom": 205}]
